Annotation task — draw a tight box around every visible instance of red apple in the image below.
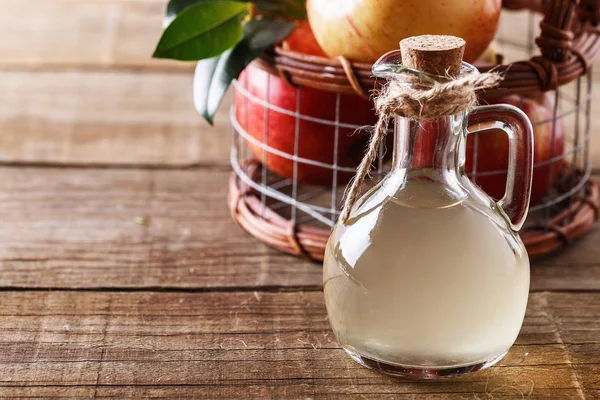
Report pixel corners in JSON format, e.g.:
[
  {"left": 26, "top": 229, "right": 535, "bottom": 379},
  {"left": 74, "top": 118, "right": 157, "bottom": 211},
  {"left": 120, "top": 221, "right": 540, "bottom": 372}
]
[
  {"left": 235, "top": 62, "right": 381, "bottom": 185},
  {"left": 306, "top": 0, "right": 502, "bottom": 63},
  {"left": 233, "top": 21, "right": 385, "bottom": 186},
  {"left": 281, "top": 20, "right": 328, "bottom": 57},
  {"left": 466, "top": 93, "right": 565, "bottom": 205}
]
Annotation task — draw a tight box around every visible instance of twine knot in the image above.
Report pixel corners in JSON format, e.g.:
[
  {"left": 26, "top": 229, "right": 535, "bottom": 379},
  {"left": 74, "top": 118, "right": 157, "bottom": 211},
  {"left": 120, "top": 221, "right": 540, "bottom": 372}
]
[{"left": 339, "top": 69, "right": 503, "bottom": 224}]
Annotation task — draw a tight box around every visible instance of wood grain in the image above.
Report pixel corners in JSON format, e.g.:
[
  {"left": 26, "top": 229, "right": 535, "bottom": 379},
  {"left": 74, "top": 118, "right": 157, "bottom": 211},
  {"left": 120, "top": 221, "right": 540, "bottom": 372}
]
[
  {"left": 0, "top": 0, "right": 234, "bottom": 167},
  {"left": 0, "top": 166, "right": 597, "bottom": 291},
  {"left": 0, "top": 70, "right": 231, "bottom": 165},
  {"left": 0, "top": 291, "right": 597, "bottom": 399},
  {"left": 0, "top": 166, "right": 319, "bottom": 289},
  {"left": 0, "top": 3, "right": 598, "bottom": 398},
  {"left": 0, "top": 0, "right": 188, "bottom": 71}
]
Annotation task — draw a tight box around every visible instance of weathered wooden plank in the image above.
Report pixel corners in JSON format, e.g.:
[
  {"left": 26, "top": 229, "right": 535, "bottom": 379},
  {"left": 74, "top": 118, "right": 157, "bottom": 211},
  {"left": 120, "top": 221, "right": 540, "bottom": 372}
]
[
  {"left": 0, "top": 70, "right": 231, "bottom": 165},
  {"left": 0, "top": 386, "right": 589, "bottom": 400},
  {"left": 0, "top": 166, "right": 319, "bottom": 289},
  {"left": 0, "top": 0, "right": 189, "bottom": 71},
  {"left": 0, "top": 291, "right": 597, "bottom": 398},
  {"left": 0, "top": 387, "right": 589, "bottom": 400},
  {"left": 0, "top": 166, "right": 597, "bottom": 291}
]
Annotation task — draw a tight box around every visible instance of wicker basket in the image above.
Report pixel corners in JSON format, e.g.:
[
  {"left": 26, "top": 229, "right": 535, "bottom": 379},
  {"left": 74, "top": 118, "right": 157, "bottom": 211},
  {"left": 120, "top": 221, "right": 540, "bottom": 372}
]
[{"left": 229, "top": 0, "right": 600, "bottom": 261}]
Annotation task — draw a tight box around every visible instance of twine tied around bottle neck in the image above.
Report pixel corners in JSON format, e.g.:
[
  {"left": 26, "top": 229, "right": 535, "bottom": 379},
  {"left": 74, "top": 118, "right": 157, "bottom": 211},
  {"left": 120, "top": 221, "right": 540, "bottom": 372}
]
[{"left": 339, "top": 69, "right": 503, "bottom": 224}]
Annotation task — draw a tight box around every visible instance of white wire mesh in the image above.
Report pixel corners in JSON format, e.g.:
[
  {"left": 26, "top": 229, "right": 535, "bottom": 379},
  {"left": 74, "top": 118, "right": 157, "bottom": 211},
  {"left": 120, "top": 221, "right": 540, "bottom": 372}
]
[{"left": 230, "top": 8, "right": 593, "bottom": 230}]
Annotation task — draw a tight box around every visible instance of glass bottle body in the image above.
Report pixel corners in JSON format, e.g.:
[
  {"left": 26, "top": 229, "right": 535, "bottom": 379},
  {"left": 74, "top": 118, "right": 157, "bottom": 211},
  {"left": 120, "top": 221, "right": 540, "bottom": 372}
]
[{"left": 324, "top": 111, "right": 531, "bottom": 378}]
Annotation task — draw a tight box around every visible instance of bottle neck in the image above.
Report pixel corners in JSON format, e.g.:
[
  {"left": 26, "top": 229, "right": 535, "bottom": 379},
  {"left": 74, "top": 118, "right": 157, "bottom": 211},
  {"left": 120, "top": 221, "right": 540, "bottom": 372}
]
[{"left": 392, "top": 112, "right": 467, "bottom": 184}]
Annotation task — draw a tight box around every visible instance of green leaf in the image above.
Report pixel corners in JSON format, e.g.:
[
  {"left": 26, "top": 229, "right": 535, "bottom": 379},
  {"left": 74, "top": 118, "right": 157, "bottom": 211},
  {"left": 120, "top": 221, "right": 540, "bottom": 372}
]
[
  {"left": 154, "top": 1, "right": 250, "bottom": 61},
  {"left": 165, "top": 0, "right": 203, "bottom": 26},
  {"left": 193, "top": 54, "right": 230, "bottom": 125},
  {"left": 194, "top": 18, "right": 295, "bottom": 124}
]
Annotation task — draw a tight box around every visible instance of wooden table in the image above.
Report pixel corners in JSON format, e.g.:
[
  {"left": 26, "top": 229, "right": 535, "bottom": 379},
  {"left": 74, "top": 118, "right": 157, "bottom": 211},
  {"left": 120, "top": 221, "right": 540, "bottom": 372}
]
[{"left": 1, "top": 1, "right": 599, "bottom": 398}]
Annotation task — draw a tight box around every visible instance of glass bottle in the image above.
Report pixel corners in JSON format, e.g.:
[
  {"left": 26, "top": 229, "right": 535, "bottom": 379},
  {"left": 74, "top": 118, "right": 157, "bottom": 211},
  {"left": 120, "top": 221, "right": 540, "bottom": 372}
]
[{"left": 324, "top": 48, "right": 534, "bottom": 379}]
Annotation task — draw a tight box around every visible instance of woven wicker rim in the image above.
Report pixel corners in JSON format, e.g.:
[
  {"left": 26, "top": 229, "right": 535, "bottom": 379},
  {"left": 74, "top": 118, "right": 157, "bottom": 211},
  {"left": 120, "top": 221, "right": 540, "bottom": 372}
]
[
  {"left": 229, "top": 160, "right": 600, "bottom": 261},
  {"left": 255, "top": 0, "right": 600, "bottom": 98},
  {"left": 229, "top": 0, "right": 600, "bottom": 260}
]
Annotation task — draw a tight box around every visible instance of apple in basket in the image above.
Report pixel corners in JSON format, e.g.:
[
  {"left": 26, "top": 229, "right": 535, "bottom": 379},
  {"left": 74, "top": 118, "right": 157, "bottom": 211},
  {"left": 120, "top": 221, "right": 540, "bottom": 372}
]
[
  {"left": 466, "top": 93, "right": 566, "bottom": 205},
  {"left": 153, "top": 2, "right": 382, "bottom": 186},
  {"left": 306, "top": 0, "right": 502, "bottom": 63},
  {"left": 153, "top": 3, "right": 338, "bottom": 127},
  {"left": 235, "top": 23, "right": 381, "bottom": 186},
  {"left": 280, "top": 20, "right": 328, "bottom": 57}
]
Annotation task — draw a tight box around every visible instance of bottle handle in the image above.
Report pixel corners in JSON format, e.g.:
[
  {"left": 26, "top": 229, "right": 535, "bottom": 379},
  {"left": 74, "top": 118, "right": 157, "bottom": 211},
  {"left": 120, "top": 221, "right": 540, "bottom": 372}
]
[{"left": 467, "top": 104, "right": 534, "bottom": 231}]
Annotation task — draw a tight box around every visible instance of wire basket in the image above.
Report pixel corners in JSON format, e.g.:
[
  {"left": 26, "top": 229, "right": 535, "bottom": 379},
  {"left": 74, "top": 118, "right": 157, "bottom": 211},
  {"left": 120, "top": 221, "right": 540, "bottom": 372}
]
[{"left": 229, "top": 0, "right": 600, "bottom": 261}]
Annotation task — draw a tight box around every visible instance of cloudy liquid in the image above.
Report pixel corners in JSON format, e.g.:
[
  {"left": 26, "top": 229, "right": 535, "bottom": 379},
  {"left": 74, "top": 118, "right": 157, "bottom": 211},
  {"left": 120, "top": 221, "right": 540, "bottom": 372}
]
[{"left": 324, "top": 178, "right": 530, "bottom": 369}]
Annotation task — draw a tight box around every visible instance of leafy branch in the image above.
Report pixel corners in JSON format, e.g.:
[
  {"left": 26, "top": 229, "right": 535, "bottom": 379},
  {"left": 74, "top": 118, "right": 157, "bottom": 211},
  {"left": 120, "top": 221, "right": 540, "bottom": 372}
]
[{"left": 153, "top": 0, "right": 305, "bottom": 123}]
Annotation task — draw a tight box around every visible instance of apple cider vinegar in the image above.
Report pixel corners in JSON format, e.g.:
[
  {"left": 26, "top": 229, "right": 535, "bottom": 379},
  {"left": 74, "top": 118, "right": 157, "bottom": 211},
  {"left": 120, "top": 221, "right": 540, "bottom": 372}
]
[
  {"left": 324, "top": 177, "right": 530, "bottom": 371},
  {"left": 324, "top": 35, "right": 534, "bottom": 378}
]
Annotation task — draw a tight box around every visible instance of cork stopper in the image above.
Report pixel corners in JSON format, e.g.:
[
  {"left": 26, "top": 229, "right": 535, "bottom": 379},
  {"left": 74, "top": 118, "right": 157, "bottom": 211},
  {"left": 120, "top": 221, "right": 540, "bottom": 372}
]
[{"left": 400, "top": 35, "right": 466, "bottom": 78}]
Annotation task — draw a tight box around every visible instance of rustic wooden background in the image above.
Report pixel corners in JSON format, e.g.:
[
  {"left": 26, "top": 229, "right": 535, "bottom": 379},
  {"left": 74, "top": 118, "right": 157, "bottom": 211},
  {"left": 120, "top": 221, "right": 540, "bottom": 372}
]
[{"left": 0, "top": 1, "right": 599, "bottom": 399}]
